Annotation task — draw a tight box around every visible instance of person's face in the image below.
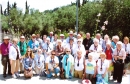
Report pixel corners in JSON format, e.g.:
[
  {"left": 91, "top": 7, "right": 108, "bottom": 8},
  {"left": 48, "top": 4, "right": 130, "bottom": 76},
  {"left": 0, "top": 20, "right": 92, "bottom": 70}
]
[
  {"left": 47, "top": 40, "right": 50, "bottom": 43},
  {"left": 69, "top": 40, "right": 73, "bottom": 44},
  {"left": 77, "top": 36, "right": 81, "bottom": 39},
  {"left": 96, "top": 35, "right": 100, "bottom": 39},
  {"left": 124, "top": 39, "right": 128, "bottom": 44},
  {"left": 27, "top": 50, "right": 31, "bottom": 54},
  {"left": 4, "top": 39, "right": 9, "bottom": 44},
  {"left": 32, "top": 36, "right": 36, "bottom": 41},
  {"left": 77, "top": 41, "right": 81, "bottom": 45},
  {"left": 114, "top": 39, "right": 118, "bottom": 43},
  {"left": 86, "top": 34, "right": 90, "bottom": 39},
  {"left": 51, "top": 52, "right": 56, "bottom": 57},
  {"left": 94, "top": 41, "right": 98, "bottom": 46},
  {"left": 14, "top": 41, "right": 18, "bottom": 45},
  {"left": 69, "top": 34, "right": 73, "bottom": 38},
  {"left": 58, "top": 42, "right": 61, "bottom": 45},
  {"left": 77, "top": 51, "right": 82, "bottom": 57},
  {"left": 60, "top": 36, "right": 64, "bottom": 39},
  {"left": 88, "top": 56, "right": 92, "bottom": 61},
  {"left": 50, "top": 34, "right": 53, "bottom": 36},
  {"left": 117, "top": 44, "right": 121, "bottom": 50},
  {"left": 105, "top": 37, "right": 109, "bottom": 41},
  {"left": 106, "top": 44, "right": 111, "bottom": 49},
  {"left": 100, "top": 54, "right": 106, "bottom": 60},
  {"left": 66, "top": 49, "right": 70, "bottom": 55},
  {"left": 20, "top": 38, "right": 25, "bottom": 42},
  {"left": 36, "top": 34, "right": 40, "bottom": 38}
]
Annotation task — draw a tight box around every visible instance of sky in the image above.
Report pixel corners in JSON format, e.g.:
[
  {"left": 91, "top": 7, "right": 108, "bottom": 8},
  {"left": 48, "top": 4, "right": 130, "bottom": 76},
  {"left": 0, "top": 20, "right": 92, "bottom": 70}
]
[{"left": 0, "top": 0, "right": 83, "bottom": 12}]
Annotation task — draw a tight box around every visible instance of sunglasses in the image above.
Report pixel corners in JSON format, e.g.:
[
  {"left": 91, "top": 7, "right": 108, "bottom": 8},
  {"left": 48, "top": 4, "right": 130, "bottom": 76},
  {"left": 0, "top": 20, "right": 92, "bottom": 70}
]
[
  {"left": 66, "top": 51, "right": 70, "bottom": 52},
  {"left": 52, "top": 54, "right": 55, "bottom": 55},
  {"left": 27, "top": 51, "right": 31, "bottom": 52},
  {"left": 77, "top": 61, "right": 79, "bottom": 66}
]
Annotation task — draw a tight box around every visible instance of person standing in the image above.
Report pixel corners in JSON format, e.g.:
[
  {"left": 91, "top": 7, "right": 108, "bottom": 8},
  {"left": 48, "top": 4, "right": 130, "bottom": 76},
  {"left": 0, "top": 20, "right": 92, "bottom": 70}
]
[
  {"left": 61, "top": 48, "right": 74, "bottom": 79},
  {"left": 82, "top": 33, "right": 93, "bottom": 59},
  {"left": 9, "top": 38, "right": 21, "bottom": 78},
  {"left": 113, "top": 41, "right": 126, "bottom": 84},
  {"left": 18, "top": 36, "right": 27, "bottom": 73},
  {"left": 0, "top": 36, "right": 12, "bottom": 77}
]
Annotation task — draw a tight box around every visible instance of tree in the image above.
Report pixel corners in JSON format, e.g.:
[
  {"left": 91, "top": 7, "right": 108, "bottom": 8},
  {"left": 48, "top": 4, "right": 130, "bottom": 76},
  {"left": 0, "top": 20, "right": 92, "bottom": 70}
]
[{"left": 0, "top": 4, "right": 3, "bottom": 15}]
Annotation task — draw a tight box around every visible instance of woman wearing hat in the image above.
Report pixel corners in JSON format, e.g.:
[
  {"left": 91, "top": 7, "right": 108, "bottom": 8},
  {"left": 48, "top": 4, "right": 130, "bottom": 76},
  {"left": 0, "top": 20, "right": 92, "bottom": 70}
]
[
  {"left": 9, "top": 38, "right": 21, "bottom": 78},
  {"left": 113, "top": 41, "right": 126, "bottom": 84},
  {"left": 96, "top": 52, "right": 109, "bottom": 84},
  {"left": 0, "top": 36, "right": 12, "bottom": 77}
]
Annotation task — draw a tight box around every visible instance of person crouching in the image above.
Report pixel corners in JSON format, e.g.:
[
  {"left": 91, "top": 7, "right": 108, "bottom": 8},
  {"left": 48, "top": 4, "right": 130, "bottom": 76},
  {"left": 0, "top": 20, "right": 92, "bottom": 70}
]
[
  {"left": 23, "top": 48, "right": 34, "bottom": 78},
  {"left": 45, "top": 50, "right": 60, "bottom": 78}
]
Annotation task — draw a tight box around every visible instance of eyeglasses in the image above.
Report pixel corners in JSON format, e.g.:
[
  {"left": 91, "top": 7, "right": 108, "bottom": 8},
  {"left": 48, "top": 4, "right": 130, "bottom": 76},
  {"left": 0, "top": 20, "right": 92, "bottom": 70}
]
[
  {"left": 27, "top": 51, "right": 30, "bottom": 52},
  {"left": 78, "top": 41, "right": 81, "bottom": 42},
  {"left": 66, "top": 51, "right": 70, "bottom": 52}
]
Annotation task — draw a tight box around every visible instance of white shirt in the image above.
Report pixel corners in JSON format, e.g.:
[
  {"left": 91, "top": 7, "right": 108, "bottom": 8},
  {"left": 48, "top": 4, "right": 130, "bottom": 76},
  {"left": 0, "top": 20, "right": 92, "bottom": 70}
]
[
  {"left": 74, "top": 56, "right": 84, "bottom": 71},
  {"left": 42, "top": 42, "right": 54, "bottom": 59},
  {"left": 45, "top": 56, "right": 59, "bottom": 69},
  {"left": 89, "top": 44, "right": 102, "bottom": 53},
  {"left": 9, "top": 45, "right": 21, "bottom": 60},
  {"left": 113, "top": 48, "right": 126, "bottom": 60},
  {"left": 97, "top": 59, "right": 109, "bottom": 74},
  {"left": 75, "top": 44, "right": 86, "bottom": 56},
  {"left": 122, "top": 43, "right": 130, "bottom": 54},
  {"left": 85, "top": 60, "right": 96, "bottom": 74},
  {"left": 65, "top": 43, "right": 76, "bottom": 55},
  {"left": 34, "top": 53, "right": 45, "bottom": 68}
]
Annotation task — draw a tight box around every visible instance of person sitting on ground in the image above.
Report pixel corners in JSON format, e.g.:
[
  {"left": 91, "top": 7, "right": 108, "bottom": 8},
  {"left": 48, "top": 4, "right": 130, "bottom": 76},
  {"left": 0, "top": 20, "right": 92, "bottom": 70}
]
[
  {"left": 45, "top": 50, "right": 60, "bottom": 78},
  {"left": 23, "top": 48, "right": 34, "bottom": 78},
  {"left": 34, "top": 49, "right": 45, "bottom": 76}
]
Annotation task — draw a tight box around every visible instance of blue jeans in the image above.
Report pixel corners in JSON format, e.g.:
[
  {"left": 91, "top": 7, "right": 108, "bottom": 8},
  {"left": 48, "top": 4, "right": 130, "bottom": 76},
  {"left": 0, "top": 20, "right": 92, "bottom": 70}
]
[{"left": 46, "top": 68, "right": 60, "bottom": 78}]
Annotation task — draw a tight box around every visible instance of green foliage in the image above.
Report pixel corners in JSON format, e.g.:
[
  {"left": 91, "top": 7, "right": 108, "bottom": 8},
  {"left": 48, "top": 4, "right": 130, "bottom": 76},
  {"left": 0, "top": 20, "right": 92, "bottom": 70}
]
[{"left": 1, "top": 0, "right": 130, "bottom": 39}]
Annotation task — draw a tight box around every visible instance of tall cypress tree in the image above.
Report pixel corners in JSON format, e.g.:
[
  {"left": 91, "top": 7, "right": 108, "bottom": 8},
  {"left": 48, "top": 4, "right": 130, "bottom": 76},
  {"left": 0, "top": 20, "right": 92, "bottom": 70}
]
[
  {"left": 82, "top": 0, "right": 87, "bottom": 5},
  {"left": 7, "top": 1, "right": 10, "bottom": 15},
  {"left": 0, "top": 4, "right": 3, "bottom": 15},
  {"left": 25, "top": 0, "right": 29, "bottom": 14}
]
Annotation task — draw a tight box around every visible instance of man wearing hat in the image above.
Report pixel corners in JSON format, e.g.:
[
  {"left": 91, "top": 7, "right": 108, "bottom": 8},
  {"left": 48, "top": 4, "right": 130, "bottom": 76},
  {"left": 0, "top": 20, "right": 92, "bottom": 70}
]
[
  {"left": 18, "top": 36, "right": 27, "bottom": 73},
  {"left": 28, "top": 34, "right": 39, "bottom": 53},
  {"left": 66, "top": 31, "right": 77, "bottom": 44},
  {"left": 0, "top": 36, "right": 12, "bottom": 77}
]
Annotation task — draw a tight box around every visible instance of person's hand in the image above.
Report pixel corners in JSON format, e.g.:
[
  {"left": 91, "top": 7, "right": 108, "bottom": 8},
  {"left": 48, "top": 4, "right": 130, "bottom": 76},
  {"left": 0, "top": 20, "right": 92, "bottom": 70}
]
[
  {"left": 29, "top": 67, "right": 32, "bottom": 70},
  {"left": 47, "top": 71, "right": 49, "bottom": 74},
  {"left": 10, "top": 60, "right": 12, "bottom": 65},
  {"left": 51, "top": 68, "right": 54, "bottom": 71},
  {"left": 93, "top": 74, "right": 96, "bottom": 78}
]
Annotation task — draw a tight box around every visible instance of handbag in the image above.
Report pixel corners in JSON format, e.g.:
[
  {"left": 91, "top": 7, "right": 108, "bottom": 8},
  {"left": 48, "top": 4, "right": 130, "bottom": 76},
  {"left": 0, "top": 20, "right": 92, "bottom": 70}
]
[{"left": 24, "top": 70, "right": 33, "bottom": 78}]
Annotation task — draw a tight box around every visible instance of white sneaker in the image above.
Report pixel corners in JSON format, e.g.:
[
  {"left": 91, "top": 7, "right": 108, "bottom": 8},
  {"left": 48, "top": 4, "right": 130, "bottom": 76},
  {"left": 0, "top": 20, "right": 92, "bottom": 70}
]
[
  {"left": 114, "top": 80, "right": 117, "bottom": 82},
  {"left": 12, "top": 74, "right": 17, "bottom": 79},
  {"left": 109, "top": 76, "right": 113, "bottom": 80}
]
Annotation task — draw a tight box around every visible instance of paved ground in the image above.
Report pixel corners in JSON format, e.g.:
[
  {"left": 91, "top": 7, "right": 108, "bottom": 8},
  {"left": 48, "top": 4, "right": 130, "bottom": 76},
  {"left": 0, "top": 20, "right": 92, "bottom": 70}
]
[{"left": 0, "top": 54, "right": 130, "bottom": 84}]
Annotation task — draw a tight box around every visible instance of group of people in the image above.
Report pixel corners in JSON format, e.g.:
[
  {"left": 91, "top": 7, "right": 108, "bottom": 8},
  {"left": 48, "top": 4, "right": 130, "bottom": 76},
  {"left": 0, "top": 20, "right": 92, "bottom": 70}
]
[{"left": 0, "top": 31, "right": 130, "bottom": 84}]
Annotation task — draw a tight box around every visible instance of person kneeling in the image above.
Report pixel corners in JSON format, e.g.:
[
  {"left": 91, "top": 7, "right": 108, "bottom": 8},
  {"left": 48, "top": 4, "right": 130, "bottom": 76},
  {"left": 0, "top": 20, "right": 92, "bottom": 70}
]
[
  {"left": 45, "top": 50, "right": 60, "bottom": 78},
  {"left": 23, "top": 48, "right": 34, "bottom": 78}
]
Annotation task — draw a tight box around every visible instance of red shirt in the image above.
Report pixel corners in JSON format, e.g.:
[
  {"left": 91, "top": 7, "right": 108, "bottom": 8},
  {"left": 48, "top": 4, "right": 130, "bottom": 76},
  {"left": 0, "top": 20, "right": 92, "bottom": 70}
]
[{"left": 105, "top": 49, "right": 112, "bottom": 60}]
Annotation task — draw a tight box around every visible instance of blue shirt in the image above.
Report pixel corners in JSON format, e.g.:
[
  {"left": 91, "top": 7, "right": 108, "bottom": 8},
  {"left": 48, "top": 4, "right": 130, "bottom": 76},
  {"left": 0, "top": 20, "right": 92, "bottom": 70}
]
[
  {"left": 27, "top": 40, "right": 39, "bottom": 49},
  {"left": 23, "top": 57, "right": 34, "bottom": 70}
]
